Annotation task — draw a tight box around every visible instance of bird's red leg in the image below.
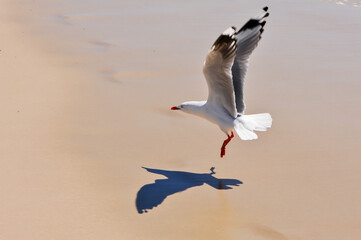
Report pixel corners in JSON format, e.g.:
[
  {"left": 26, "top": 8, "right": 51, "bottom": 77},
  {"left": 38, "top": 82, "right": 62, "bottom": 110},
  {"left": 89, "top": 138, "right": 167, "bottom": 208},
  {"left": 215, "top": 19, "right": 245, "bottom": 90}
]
[{"left": 220, "top": 131, "right": 234, "bottom": 158}]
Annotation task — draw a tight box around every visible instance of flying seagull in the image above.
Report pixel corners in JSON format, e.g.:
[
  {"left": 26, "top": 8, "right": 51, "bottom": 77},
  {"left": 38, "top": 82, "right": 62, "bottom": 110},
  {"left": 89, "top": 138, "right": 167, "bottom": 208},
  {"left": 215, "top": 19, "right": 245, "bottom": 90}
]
[{"left": 171, "top": 7, "right": 272, "bottom": 158}]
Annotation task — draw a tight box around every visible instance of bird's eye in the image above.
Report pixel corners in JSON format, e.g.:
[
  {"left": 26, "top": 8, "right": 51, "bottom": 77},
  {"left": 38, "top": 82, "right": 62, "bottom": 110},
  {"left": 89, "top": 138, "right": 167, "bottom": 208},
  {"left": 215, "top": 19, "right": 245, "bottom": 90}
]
[{"left": 180, "top": 105, "right": 183, "bottom": 108}]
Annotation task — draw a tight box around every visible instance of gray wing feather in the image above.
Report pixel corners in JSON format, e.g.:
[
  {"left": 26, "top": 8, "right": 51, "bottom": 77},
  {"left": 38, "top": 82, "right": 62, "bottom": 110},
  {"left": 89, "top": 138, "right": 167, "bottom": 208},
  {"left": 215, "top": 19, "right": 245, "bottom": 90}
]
[
  {"left": 232, "top": 7, "right": 269, "bottom": 114},
  {"left": 203, "top": 27, "right": 238, "bottom": 118}
]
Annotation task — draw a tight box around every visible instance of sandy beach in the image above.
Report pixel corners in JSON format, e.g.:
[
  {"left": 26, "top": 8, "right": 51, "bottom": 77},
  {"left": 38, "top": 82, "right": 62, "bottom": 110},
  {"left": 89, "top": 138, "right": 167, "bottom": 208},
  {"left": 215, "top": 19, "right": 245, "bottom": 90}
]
[{"left": 1, "top": 0, "right": 360, "bottom": 239}]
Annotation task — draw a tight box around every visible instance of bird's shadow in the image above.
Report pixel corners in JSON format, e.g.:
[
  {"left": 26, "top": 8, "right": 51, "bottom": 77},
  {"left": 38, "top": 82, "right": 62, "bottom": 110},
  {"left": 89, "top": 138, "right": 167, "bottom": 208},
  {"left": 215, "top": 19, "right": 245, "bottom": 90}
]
[{"left": 136, "top": 167, "right": 243, "bottom": 214}]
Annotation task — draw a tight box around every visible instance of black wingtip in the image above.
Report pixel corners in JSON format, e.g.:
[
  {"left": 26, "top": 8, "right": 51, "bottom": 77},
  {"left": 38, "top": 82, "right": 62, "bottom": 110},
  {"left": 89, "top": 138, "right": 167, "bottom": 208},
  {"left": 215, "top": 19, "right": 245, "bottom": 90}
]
[
  {"left": 263, "top": 6, "right": 268, "bottom": 11},
  {"left": 264, "top": 12, "right": 270, "bottom": 18},
  {"left": 260, "top": 28, "right": 264, "bottom": 34},
  {"left": 260, "top": 21, "right": 266, "bottom": 27}
]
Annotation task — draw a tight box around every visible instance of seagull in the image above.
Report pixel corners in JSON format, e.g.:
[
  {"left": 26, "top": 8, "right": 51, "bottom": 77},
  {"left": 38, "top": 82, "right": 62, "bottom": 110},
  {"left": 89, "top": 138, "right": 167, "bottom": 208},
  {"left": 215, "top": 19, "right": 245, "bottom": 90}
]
[{"left": 171, "top": 7, "right": 272, "bottom": 158}]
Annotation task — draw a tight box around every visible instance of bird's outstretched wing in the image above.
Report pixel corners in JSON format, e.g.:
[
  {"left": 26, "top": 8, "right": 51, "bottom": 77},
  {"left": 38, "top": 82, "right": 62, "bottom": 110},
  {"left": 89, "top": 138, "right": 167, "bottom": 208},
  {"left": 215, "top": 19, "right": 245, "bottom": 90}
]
[
  {"left": 232, "top": 7, "right": 269, "bottom": 114},
  {"left": 203, "top": 27, "right": 238, "bottom": 118}
]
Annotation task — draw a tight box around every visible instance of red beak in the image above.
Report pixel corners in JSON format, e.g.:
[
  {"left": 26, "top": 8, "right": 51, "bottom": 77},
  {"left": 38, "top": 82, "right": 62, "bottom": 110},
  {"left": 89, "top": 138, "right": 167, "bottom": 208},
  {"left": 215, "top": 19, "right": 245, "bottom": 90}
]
[{"left": 171, "top": 106, "right": 180, "bottom": 110}]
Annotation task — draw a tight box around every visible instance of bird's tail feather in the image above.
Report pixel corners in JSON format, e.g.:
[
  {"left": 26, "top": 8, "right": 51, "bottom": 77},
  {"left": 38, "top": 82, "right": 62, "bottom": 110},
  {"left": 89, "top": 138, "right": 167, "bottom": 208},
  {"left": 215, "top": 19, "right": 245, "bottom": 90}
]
[{"left": 234, "top": 113, "right": 272, "bottom": 140}]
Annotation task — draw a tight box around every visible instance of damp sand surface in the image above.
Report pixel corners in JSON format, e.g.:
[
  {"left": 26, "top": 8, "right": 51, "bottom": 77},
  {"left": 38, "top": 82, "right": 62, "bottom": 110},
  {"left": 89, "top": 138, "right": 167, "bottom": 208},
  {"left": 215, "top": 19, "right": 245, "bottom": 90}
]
[{"left": 0, "top": 0, "right": 360, "bottom": 239}]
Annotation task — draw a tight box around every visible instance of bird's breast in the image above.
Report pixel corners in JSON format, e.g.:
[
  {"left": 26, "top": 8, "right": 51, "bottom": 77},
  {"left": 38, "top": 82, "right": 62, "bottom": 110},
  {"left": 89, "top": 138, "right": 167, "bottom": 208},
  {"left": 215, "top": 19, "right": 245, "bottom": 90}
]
[{"left": 201, "top": 105, "right": 235, "bottom": 131}]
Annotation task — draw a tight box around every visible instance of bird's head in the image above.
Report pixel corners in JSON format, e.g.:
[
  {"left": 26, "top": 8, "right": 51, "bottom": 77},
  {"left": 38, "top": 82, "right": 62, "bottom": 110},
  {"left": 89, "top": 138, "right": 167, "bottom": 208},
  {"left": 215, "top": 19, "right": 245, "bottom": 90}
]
[{"left": 171, "top": 101, "right": 205, "bottom": 115}]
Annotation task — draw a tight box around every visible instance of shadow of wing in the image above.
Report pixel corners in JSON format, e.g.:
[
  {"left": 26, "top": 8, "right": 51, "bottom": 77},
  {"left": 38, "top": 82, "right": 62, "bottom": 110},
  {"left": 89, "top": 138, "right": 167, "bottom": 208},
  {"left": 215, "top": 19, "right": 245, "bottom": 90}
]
[
  {"left": 136, "top": 182, "right": 167, "bottom": 213},
  {"left": 135, "top": 179, "right": 197, "bottom": 213}
]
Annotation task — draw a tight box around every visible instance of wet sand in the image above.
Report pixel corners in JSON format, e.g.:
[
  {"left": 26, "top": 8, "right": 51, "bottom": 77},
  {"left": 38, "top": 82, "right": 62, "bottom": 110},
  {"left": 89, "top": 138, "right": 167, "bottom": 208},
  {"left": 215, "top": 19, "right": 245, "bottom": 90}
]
[{"left": 1, "top": 0, "right": 360, "bottom": 239}]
